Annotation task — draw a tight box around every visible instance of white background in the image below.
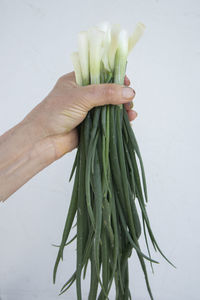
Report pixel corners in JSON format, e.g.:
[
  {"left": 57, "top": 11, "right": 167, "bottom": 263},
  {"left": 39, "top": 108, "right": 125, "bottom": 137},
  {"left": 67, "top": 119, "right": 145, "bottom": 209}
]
[{"left": 0, "top": 0, "right": 200, "bottom": 299}]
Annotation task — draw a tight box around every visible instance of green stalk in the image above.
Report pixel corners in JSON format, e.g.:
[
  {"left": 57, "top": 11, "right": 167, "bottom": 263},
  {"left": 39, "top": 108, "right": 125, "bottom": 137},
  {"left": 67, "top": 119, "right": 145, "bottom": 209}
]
[
  {"left": 55, "top": 22, "right": 173, "bottom": 300},
  {"left": 76, "top": 126, "right": 86, "bottom": 300},
  {"left": 88, "top": 245, "right": 99, "bottom": 300},
  {"left": 53, "top": 162, "right": 79, "bottom": 283}
]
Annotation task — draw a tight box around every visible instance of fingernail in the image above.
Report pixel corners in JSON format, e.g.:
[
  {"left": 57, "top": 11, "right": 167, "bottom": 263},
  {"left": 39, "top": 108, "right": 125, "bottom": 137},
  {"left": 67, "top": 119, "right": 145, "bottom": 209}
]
[
  {"left": 122, "top": 87, "right": 135, "bottom": 99},
  {"left": 129, "top": 101, "right": 134, "bottom": 109},
  {"left": 126, "top": 101, "right": 134, "bottom": 109}
]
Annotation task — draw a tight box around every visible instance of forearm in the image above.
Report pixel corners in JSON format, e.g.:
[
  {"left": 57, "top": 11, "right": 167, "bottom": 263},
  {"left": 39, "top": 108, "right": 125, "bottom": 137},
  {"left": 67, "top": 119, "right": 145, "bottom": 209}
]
[{"left": 0, "top": 121, "right": 55, "bottom": 202}]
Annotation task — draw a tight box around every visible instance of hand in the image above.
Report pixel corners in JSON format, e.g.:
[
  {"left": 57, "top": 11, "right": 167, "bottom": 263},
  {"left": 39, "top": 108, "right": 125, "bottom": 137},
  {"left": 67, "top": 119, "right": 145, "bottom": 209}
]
[
  {"left": 23, "top": 72, "right": 137, "bottom": 160},
  {"left": 0, "top": 72, "right": 137, "bottom": 201}
]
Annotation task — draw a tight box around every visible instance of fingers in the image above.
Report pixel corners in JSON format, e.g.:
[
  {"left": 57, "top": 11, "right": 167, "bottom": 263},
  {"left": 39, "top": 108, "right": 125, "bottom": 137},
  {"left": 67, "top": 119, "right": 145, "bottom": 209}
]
[
  {"left": 124, "top": 101, "right": 134, "bottom": 111},
  {"left": 70, "top": 73, "right": 137, "bottom": 122},
  {"left": 124, "top": 101, "right": 137, "bottom": 122},
  {"left": 127, "top": 110, "right": 138, "bottom": 121},
  {"left": 79, "top": 83, "right": 135, "bottom": 109},
  {"left": 123, "top": 76, "right": 137, "bottom": 121},
  {"left": 124, "top": 75, "right": 130, "bottom": 86}
]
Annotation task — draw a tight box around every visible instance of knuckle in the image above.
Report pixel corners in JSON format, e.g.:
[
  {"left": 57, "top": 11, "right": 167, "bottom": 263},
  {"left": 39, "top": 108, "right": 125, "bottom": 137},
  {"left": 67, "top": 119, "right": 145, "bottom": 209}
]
[
  {"left": 105, "top": 84, "right": 117, "bottom": 102},
  {"left": 89, "top": 85, "right": 98, "bottom": 96},
  {"left": 84, "top": 85, "right": 98, "bottom": 103},
  {"left": 58, "top": 75, "right": 66, "bottom": 83},
  {"left": 56, "top": 74, "right": 69, "bottom": 87},
  {"left": 78, "top": 86, "right": 94, "bottom": 109}
]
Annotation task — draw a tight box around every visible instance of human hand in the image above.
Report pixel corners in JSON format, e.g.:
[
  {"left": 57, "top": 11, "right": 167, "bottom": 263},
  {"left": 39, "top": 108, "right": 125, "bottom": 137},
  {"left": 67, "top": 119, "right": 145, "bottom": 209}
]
[
  {"left": 0, "top": 72, "right": 137, "bottom": 201},
  {"left": 23, "top": 72, "right": 137, "bottom": 160}
]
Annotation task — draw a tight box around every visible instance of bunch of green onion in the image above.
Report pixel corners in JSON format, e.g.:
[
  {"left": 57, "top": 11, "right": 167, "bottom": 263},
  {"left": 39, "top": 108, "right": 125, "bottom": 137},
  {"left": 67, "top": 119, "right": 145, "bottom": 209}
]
[{"left": 53, "top": 22, "right": 173, "bottom": 300}]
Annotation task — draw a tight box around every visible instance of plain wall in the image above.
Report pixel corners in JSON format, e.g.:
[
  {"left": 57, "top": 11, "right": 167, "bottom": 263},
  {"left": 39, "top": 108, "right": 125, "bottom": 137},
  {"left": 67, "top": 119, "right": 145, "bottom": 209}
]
[{"left": 0, "top": 0, "right": 200, "bottom": 299}]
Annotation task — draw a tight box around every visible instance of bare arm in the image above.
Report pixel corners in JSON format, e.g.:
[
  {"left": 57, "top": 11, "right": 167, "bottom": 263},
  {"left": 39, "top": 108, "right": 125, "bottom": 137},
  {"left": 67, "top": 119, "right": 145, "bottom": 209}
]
[
  {"left": 0, "top": 121, "right": 54, "bottom": 200},
  {"left": 0, "top": 72, "right": 136, "bottom": 202}
]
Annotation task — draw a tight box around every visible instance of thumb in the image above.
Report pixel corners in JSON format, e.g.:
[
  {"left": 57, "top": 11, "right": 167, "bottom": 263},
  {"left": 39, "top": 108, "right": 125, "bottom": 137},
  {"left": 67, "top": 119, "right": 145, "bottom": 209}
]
[{"left": 76, "top": 83, "right": 135, "bottom": 110}]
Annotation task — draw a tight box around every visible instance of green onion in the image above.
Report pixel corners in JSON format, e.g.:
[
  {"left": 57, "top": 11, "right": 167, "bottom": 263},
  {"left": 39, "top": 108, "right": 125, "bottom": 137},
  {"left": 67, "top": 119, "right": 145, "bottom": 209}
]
[
  {"left": 78, "top": 31, "right": 90, "bottom": 85},
  {"left": 53, "top": 21, "right": 174, "bottom": 300}
]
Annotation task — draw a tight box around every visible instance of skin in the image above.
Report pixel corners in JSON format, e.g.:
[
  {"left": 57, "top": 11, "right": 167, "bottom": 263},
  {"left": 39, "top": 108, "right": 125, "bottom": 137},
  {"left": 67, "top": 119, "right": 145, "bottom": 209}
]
[{"left": 0, "top": 72, "right": 137, "bottom": 202}]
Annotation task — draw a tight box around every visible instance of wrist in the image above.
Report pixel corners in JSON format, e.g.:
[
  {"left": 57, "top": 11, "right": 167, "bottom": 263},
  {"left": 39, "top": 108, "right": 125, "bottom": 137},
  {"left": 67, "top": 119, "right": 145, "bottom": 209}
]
[
  {"left": 21, "top": 120, "right": 78, "bottom": 160},
  {"left": 21, "top": 118, "right": 78, "bottom": 162},
  {"left": 20, "top": 120, "right": 57, "bottom": 164},
  {"left": 0, "top": 122, "right": 56, "bottom": 201}
]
